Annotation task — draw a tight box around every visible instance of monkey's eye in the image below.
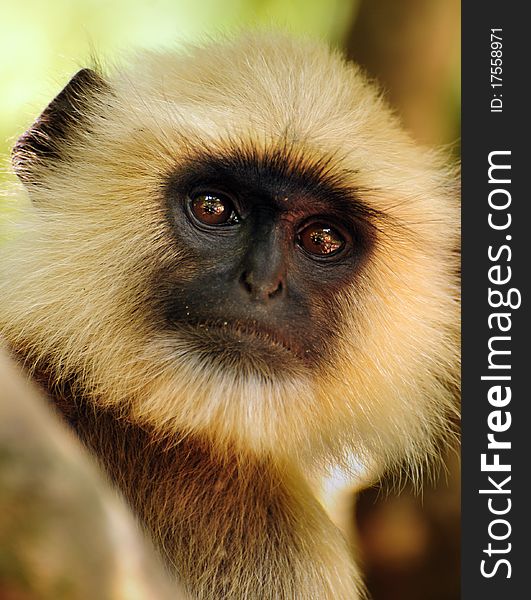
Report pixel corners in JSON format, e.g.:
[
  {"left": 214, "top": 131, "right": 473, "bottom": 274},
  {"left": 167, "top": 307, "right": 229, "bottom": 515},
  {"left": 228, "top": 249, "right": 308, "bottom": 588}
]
[
  {"left": 297, "top": 222, "right": 346, "bottom": 257},
  {"left": 188, "top": 192, "right": 240, "bottom": 226}
]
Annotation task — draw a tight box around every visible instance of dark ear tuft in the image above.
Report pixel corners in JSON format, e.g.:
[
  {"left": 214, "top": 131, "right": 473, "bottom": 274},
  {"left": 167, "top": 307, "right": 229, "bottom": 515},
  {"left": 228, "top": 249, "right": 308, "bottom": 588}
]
[{"left": 12, "top": 68, "right": 109, "bottom": 184}]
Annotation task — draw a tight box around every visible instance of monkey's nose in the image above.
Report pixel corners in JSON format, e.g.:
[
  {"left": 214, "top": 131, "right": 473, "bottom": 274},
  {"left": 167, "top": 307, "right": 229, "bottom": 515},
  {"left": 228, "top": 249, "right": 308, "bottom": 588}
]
[{"left": 239, "top": 271, "right": 284, "bottom": 302}]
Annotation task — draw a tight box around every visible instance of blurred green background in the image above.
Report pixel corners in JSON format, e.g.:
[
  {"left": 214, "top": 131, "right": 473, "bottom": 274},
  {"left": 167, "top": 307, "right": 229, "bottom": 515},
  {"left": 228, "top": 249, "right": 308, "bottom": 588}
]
[{"left": 0, "top": 2, "right": 460, "bottom": 599}]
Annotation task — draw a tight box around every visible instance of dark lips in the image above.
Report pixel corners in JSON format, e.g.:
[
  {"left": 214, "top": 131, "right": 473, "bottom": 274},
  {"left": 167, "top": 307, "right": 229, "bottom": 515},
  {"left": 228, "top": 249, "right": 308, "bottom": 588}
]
[{"left": 176, "top": 318, "right": 309, "bottom": 362}]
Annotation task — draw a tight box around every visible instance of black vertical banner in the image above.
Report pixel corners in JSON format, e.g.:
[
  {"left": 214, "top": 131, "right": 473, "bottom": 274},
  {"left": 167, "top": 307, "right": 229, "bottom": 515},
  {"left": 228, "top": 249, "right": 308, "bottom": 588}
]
[{"left": 462, "top": 3, "right": 529, "bottom": 598}]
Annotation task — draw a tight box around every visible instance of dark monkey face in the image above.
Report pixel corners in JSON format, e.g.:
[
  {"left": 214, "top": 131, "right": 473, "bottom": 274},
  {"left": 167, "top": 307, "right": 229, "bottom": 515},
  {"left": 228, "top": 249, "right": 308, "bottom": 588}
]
[{"left": 159, "top": 147, "right": 378, "bottom": 376}]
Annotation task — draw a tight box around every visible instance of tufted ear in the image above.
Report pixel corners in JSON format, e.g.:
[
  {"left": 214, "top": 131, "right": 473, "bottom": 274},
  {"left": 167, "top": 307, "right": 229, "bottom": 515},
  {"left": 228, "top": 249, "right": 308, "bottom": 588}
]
[{"left": 12, "top": 68, "right": 109, "bottom": 185}]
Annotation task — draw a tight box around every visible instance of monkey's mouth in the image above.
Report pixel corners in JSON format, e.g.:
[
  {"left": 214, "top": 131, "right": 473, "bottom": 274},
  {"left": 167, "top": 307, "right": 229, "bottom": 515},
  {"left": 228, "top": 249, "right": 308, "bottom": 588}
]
[{"left": 174, "top": 318, "right": 312, "bottom": 366}]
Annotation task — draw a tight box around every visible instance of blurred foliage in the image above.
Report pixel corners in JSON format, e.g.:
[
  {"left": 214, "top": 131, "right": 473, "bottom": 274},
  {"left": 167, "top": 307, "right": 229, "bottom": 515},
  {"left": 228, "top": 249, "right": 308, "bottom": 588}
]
[{"left": 347, "top": 0, "right": 460, "bottom": 150}]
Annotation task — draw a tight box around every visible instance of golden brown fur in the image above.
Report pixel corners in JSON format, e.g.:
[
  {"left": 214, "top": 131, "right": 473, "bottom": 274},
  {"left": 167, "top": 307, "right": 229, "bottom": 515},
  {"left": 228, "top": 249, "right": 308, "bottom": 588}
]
[{"left": 1, "top": 34, "right": 459, "bottom": 598}]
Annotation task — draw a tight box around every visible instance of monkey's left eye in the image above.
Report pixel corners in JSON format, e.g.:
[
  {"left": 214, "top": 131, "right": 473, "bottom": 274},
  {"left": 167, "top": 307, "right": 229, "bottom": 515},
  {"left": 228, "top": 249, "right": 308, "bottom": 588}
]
[
  {"left": 297, "top": 222, "right": 346, "bottom": 257},
  {"left": 188, "top": 192, "right": 240, "bottom": 226}
]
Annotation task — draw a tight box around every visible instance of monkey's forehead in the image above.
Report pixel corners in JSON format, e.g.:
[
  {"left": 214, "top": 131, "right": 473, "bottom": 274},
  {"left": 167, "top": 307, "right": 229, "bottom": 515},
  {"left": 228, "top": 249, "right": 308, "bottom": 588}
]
[
  {"left": 117, "top": 34, "right": 368, "bottom": 123},
  {"left": 109, "top": 34, "right": 395, "bottom": 151},
  {"left": 94, "top": 35, "right": 454, "bottom": 213}
]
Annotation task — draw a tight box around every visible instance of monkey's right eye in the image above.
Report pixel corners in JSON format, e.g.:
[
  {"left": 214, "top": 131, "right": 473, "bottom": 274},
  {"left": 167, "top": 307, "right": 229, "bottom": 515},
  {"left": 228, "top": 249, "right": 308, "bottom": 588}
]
[{"left": 188, "top": 192, "right": 240, "bottom": 226}]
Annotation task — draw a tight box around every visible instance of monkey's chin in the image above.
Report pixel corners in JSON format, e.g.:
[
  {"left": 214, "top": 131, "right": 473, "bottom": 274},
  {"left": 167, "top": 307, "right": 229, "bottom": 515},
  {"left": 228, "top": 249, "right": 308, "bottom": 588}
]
[
  {"left": 172, "top": 320, "right": 313, "bottom": 380},
  {"left": 130, "top": 328, "right": 321, "bottom": 458}
]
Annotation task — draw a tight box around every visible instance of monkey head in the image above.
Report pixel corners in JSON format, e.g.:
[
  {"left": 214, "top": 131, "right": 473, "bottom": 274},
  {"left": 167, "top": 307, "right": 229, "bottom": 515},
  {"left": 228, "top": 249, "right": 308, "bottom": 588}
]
[{"left": 2, "top": 34, "right": 459, "bottom": 479}]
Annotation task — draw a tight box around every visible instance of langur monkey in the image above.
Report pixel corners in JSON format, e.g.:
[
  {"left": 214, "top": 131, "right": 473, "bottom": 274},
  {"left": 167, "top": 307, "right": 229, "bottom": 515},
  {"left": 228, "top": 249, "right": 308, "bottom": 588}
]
[{"left": 0, "top": 34, "right": 459, "bottom": 599}]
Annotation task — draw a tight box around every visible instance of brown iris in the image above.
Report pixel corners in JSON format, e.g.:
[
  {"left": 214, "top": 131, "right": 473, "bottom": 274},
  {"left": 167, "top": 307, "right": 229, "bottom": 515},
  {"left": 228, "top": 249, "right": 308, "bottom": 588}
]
[
  {"left": 298, "top": 222, "right": 345, "bottom": 256},
  {"left": 189, "top": 193, "right": 238, "bottom": 225}
]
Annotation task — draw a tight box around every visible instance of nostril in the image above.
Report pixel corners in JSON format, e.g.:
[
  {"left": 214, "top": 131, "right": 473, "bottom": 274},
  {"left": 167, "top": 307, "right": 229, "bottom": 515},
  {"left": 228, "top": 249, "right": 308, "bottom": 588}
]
[
  {"left": 239, "top": 271, "right": 253, "bottom": 294},
  {"left": 269, "top": 280, "right": 282, "bottom": 299}
]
